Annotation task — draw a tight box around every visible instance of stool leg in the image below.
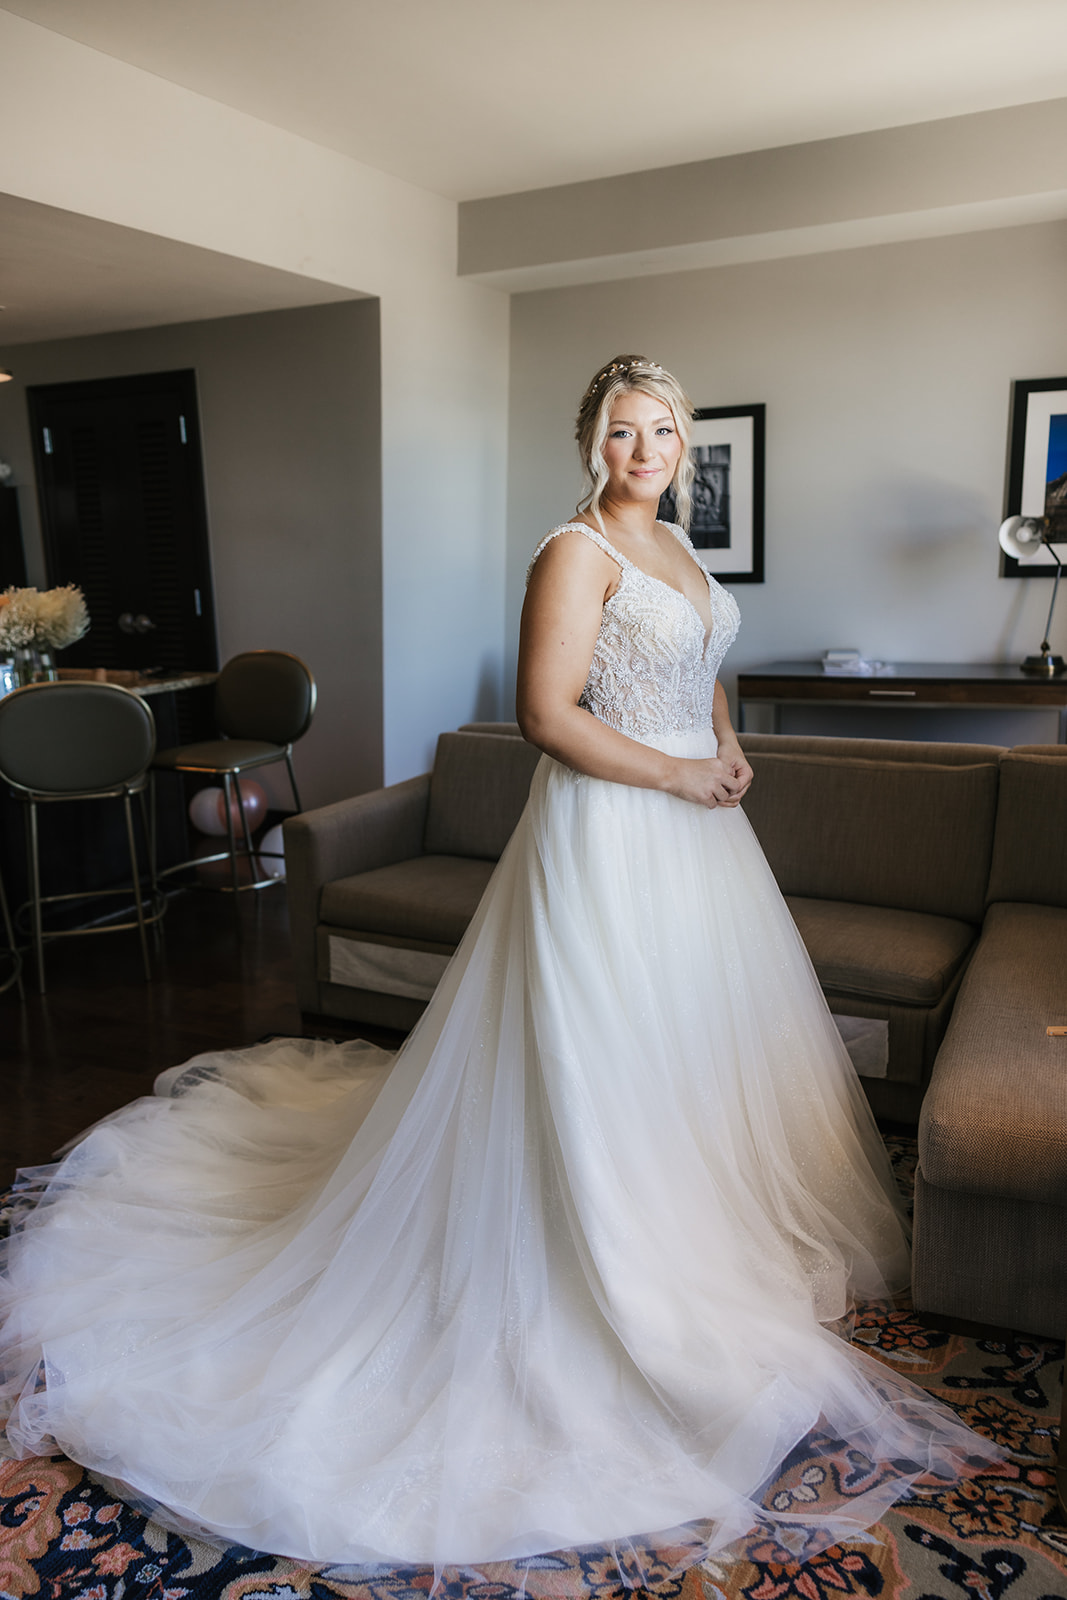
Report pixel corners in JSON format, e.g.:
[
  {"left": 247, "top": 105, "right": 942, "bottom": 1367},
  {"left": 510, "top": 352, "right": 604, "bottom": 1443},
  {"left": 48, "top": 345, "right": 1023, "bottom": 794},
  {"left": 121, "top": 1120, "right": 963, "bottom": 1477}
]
[
  {"left": 123, "top": 790, "right": 151, "bottom": 981},
  {"left": 232, "top": 773, "right": 257, "bottom": 876},
  {"left": 222, "top": 772, "right": 241, "bottom": 895},
  {"left": 285, "top": 750, "right": 303, "bottom": 814},
  {"left": 148, "top": 773, "right": 158, "bottom": 885},
  {"left": 137, "top": 787, "right": 163, "bottom": 948},
  {"left": 0, "top": 865, "right": 24, "bottom": 1000},
  {"left": 25, "top": 799, "right": 45, "bottom": 994},
  {"left": 1058, "top": 1336, "right": 1066, "bottom": 1516}
]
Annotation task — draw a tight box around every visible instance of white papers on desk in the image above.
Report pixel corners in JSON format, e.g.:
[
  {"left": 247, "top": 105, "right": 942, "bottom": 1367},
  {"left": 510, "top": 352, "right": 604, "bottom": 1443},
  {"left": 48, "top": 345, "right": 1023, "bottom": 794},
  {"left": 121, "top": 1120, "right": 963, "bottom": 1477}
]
[{"left": 821, "top": 655, "right": 895, "bottom": 676}]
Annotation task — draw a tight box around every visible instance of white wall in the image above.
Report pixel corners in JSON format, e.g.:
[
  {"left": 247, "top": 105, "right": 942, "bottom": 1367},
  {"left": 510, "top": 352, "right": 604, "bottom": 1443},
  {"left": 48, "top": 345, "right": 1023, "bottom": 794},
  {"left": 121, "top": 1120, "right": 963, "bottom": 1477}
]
[
  {"left": 507, "top": 218, "right": 1067, "bottom": 744},
  {"left": 0, "top": 9, "right": 510, "bottom": 783}
]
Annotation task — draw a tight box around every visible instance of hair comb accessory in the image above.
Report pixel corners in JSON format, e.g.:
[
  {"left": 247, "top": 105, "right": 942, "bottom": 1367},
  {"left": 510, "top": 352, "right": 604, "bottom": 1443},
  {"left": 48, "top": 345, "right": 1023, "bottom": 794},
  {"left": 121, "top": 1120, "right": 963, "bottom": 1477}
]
[{"left": 587, "top": 358, "right": 665, "bottom": 394}]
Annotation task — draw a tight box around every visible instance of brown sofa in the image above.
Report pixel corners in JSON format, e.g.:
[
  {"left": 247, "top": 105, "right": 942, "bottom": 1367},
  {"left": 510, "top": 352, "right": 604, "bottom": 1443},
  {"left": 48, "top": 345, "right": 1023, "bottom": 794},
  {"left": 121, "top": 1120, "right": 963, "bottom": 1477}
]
[
  {"left": 284, "top": 725, "right": 540, "bottom": 1030},
  {"left": 738, "top": 734, "right": 1004, "bottom": 1125},
  {"left": 286, "top": 727, "right": 1067, "bottom": 1334},
  {"left": 287, "top": 727, "right": 1003, "bottom": 1119},
  {"left": 912, "top": 745, "right": 1067, "bottom": 1338}
]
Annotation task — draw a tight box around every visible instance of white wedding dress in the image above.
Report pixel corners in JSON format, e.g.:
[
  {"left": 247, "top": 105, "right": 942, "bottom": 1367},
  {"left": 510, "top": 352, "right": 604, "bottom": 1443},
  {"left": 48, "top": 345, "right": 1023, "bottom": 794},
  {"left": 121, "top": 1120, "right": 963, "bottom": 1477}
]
[{"left": 0, "top": 521, "right": 997, "bottom": 1586}]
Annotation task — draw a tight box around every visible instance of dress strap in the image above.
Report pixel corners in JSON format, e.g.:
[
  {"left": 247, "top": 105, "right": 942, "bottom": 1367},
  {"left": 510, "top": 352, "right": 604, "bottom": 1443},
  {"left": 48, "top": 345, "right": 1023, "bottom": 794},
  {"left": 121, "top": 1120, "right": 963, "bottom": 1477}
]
[
  {"left": 661, "top": 519, "right": 710, "bottom": 574},
  {"left": 525, "top": 522, "right": 631, "bottom": 586}
]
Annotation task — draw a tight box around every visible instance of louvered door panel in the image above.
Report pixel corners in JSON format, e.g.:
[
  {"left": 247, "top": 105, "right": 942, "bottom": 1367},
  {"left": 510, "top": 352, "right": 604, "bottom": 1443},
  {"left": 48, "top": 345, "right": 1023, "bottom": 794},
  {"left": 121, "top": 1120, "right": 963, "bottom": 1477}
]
[
  {"left": 65, "top": 421, "right": 119, "bottom": 652},
  {"left": 29, "top": 371, "right": 217, "bottom": 673},
  {"left": 136, "top": 415, "right": 193, "bottom": 673}
]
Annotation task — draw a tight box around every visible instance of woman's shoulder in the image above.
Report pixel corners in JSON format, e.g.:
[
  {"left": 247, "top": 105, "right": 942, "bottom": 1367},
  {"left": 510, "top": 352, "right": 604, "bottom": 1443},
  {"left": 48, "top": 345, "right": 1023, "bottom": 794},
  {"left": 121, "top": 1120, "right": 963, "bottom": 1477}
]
[
  {"left": 659, "top": 518, "right": 696, "bottom": 553},
  {"left": 525, "top": 521, "right": 627, "bottom": 586},
  {"left": 661, "top": 519, "right": 716, "bottom": 574}
]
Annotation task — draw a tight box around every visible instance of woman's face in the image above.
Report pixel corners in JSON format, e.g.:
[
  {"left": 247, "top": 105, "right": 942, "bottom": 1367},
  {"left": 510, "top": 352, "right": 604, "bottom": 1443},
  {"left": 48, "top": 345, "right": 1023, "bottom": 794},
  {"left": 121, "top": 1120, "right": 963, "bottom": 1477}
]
[{"left": 600, "top": 389, "right": 683, "bottom": 508}]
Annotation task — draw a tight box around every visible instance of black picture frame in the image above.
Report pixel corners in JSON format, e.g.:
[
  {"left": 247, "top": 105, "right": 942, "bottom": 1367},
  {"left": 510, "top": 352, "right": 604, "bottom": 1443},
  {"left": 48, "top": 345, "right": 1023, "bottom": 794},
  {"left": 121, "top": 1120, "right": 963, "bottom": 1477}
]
[
  {"left": 659, "top": 403, "right": 765, "bottom": 583},
  {"left": 1000, "top": 376, "right": 1067, "bottom": 577}
]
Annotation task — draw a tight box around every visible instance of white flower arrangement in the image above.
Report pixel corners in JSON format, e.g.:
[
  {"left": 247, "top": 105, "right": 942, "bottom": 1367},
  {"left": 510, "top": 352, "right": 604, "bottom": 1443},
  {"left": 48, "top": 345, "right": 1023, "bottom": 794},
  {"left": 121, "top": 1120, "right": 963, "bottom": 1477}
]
[{"left": 0, "top": 585, "right": 90, "bottom": 652}]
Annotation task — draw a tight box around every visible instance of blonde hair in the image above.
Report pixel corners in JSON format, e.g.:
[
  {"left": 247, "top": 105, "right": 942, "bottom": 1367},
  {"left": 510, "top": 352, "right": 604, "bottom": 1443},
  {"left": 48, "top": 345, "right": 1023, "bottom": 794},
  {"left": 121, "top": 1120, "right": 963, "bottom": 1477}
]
[{"left": 575, "top": 354, "right": 695, "bottom": 530}]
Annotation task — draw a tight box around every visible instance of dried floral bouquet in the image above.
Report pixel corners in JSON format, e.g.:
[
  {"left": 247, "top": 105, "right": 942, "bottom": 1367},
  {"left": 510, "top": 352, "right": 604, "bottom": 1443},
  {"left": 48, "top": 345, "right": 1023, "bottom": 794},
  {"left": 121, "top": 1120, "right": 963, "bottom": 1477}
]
[{"left": 0, "top": 585, "right": 90, "bottom": 653}]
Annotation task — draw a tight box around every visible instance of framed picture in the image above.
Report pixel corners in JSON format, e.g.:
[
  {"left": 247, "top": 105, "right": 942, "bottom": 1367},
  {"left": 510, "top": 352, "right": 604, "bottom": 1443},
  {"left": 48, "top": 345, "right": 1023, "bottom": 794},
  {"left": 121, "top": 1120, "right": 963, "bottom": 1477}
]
[
  {"left": 1000, "top": 376, "right": 1067, "bottom": 577},
  {"left": 658, "top": 404, "right": 765, "bottom": 582}
]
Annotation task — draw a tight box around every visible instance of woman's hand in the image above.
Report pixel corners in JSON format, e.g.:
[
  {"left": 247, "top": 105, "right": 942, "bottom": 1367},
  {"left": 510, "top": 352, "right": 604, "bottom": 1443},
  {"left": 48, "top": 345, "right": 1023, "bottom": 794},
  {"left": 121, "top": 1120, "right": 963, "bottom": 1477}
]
[
  {"left": 711, "top": 739, "right": 754, "bottom": 806},
  {"left": 665, "top": 754, "right": 750, "bottom": 809}
]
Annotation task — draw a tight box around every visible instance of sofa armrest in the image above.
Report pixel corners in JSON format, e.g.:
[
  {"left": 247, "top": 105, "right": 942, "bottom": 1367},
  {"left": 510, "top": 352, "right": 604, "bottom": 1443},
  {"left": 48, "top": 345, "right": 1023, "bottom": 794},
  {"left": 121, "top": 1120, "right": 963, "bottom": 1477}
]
[{"left": 283, "top": 774, "right": 431, "bottom": 1011}]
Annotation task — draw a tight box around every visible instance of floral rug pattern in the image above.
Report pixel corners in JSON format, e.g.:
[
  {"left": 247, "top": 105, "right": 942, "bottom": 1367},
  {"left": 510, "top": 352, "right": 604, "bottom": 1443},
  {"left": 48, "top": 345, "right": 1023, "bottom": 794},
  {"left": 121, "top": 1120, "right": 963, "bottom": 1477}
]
[{"left": 1, "top": 1140, "right": 1063, "bottom": 1599}]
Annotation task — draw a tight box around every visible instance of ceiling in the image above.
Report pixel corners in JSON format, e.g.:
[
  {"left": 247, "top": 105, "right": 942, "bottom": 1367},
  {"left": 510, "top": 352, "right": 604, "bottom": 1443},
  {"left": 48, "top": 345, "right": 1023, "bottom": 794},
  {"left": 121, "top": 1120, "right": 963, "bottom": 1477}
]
[
  {"left": 2, "top": 0, "right": 1065, "bottom": 350},
  {"left": 5, "top": 0, "right": 1067, "bottom": 201},
  {"left": 0, "top": 194, "right": 361, "bottom": 346}
]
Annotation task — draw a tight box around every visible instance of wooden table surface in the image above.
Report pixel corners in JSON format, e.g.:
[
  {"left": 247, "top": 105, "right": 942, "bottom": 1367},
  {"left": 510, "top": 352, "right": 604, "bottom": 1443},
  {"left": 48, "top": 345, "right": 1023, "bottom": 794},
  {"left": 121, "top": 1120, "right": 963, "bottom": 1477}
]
[{"left": 737, "top": 661, "right": 1067, "bottom": 738}]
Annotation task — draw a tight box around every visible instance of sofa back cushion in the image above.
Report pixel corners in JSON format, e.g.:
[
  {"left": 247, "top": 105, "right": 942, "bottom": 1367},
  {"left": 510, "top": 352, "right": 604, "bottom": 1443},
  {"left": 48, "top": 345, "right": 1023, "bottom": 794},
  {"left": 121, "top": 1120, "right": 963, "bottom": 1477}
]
[
  {"left": 740, "top": 733, "right": 1004, "bottom": 767},
  {"left": 987, "top": 746, "right": 1067, "bottom": 908},
  {"left": 741, "top": 744, "right": 1001, "bottom": 923},
  {"left": 457, "top": 722, "right": 524, "bottom": 737},
  {"left": 423, "top": 730, "right": 542, "bottom": 860}
]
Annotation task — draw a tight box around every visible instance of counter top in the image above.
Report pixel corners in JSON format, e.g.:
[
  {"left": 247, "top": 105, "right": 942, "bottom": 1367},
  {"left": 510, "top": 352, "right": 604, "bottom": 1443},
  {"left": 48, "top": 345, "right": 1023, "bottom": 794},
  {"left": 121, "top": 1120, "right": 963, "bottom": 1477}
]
[{"left": 56, "top": 668, "right": 217, "bottom": 697}]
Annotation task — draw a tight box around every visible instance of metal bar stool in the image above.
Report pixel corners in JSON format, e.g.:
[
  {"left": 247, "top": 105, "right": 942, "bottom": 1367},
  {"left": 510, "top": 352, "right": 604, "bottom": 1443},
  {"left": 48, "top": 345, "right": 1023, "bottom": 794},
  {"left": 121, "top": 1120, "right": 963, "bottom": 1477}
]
[
  {"left": 153, "top": 650, "right": 316, "bottom": 894},
  {"left": 0, "top": 681, "right": 163, "bottom": 993}
]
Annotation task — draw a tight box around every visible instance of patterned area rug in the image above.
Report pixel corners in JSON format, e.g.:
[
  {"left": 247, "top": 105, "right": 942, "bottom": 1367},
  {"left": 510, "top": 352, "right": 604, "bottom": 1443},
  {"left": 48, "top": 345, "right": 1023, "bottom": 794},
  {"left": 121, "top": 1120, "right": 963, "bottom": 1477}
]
[{"left": 1, "top": 1138, "right": 1064, "bottom": 1600}]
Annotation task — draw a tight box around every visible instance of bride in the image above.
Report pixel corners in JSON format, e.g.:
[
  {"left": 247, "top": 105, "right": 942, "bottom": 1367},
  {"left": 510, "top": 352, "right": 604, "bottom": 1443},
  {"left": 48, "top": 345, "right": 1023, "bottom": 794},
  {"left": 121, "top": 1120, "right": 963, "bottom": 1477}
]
[{"left": 0, "top": 355, "right": 997, "bottom": 1586}]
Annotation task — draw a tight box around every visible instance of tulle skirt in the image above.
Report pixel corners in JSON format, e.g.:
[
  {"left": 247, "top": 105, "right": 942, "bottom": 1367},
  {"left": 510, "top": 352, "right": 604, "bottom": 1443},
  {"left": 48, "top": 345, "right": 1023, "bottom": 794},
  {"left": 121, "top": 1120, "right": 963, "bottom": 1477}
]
[{"left": 0, "top": 729, "right": 999, "bottom": 1583}]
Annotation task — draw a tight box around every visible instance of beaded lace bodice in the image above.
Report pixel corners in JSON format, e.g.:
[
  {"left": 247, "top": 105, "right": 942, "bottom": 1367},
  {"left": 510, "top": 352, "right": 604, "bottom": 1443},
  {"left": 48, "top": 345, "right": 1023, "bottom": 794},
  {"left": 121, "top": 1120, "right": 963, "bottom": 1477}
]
[{"left": 526, "top": 521, "right": 740, "bottom": 740}]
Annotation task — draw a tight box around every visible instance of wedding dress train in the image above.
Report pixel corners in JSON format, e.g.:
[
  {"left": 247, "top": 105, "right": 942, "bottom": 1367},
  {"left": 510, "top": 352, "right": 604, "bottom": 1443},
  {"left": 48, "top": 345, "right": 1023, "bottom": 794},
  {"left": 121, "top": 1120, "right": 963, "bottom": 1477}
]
[{"left": 0, "top": 523, "right": 997, "bottom": 1584}]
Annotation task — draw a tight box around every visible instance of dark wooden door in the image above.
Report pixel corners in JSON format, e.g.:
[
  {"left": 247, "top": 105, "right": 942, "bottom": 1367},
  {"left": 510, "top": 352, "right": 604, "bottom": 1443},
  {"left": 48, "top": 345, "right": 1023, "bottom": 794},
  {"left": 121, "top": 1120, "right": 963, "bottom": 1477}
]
[
  {"left": 0, "top": 485, "right": 27, "bottom": 586},
  {"left": 28, "top": 370, "right": 218, "bottom": 672}
]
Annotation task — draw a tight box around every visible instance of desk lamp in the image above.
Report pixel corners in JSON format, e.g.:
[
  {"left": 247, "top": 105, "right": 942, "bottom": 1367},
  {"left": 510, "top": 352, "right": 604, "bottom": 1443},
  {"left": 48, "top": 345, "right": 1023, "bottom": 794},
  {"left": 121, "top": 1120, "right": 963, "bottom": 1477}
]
[{"left": 999, "top": 514, "right": 1066, "bottom": 676}]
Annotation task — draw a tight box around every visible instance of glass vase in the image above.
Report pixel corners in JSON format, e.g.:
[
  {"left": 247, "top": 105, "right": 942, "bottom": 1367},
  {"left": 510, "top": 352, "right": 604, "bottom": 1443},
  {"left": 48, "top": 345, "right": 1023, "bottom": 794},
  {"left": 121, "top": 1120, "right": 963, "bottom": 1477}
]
[{"left": 12, "top": 646, "right": 59, "bottom": 686}]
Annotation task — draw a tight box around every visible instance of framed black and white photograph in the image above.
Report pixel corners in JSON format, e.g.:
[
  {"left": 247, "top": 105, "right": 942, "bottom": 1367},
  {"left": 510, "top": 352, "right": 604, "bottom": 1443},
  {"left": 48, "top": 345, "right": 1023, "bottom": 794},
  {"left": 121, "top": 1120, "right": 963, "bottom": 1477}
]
[
  {"left": 659, "top": 403, "right": 765, "bottom": 583},
  {"left": 1000, "top": 376, "right": 1067, "bottom": 576}
]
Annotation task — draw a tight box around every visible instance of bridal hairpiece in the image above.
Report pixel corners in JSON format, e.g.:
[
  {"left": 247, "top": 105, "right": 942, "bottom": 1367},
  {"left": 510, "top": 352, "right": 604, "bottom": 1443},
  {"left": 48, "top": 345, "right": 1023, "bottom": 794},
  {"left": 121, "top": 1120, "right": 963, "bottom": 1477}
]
[{"left": 587, "top": 359, "right": 665, "bottom": 394}]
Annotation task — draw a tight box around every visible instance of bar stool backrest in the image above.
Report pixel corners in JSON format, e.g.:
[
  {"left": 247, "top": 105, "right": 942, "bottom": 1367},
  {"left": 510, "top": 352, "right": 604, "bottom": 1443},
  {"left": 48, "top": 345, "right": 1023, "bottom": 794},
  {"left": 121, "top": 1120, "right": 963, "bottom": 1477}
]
[
  {"left": 214, "top": 651, "right": 316, "bottom": 746},
  {"left": 0, "top": 682, "right": 156, "bottom": 795}
]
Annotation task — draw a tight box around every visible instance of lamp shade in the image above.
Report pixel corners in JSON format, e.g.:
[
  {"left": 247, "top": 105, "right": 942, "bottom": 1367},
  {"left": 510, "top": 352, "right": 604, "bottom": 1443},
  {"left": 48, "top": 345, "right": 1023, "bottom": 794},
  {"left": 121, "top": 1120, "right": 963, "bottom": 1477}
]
[{"left": 998, "top": 515, "right": 1047, "bottom": 562}]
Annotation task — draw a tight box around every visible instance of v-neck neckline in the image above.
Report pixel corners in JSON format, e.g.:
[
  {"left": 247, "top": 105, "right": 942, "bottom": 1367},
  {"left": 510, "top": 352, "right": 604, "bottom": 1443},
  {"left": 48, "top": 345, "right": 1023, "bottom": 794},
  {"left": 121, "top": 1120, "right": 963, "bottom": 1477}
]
[{"left": 563, "top": 520, "right": 715, "bottom": 651}]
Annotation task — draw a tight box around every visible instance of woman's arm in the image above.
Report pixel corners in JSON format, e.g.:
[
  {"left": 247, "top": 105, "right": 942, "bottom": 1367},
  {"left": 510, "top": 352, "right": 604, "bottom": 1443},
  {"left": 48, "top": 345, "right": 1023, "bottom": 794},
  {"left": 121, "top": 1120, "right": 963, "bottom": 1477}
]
[
  {"left": 516, "top": 532, "right": 745, "bottom": 809},
  {"left": 709, "top": 680, "right": 754, "bottom": 807}
]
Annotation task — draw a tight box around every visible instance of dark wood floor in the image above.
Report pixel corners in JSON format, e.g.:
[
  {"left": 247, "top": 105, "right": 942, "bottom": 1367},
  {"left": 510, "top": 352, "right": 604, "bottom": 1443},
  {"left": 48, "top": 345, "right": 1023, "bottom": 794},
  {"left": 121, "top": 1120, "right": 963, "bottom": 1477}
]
[{"left": 0, "top": 888, "right": 405, "bottom": 1189}]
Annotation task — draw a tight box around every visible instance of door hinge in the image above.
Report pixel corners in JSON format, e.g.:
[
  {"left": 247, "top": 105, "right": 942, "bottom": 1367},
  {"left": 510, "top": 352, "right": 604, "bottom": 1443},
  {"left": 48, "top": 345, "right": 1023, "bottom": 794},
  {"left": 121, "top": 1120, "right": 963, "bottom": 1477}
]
[
  {"left": 179, "top": 415, "right": 188, "bottom": 445},
  {"left": 42, "top": 427, "right": 54, "bottom": 455}
]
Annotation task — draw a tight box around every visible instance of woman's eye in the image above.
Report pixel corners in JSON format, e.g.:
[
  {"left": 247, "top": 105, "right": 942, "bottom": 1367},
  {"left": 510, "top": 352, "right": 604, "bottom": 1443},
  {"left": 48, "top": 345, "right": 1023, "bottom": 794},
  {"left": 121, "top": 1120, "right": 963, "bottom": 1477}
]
[{"left": 657, "top": 426, "right": 674, "bottom": 435}]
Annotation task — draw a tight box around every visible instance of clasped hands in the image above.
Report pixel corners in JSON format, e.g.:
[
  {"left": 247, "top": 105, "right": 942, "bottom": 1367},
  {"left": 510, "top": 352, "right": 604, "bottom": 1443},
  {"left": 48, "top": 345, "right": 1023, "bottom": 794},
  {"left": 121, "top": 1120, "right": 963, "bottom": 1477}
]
[{"left": 669, "top": 743, "right": 754, "bottom": 810}]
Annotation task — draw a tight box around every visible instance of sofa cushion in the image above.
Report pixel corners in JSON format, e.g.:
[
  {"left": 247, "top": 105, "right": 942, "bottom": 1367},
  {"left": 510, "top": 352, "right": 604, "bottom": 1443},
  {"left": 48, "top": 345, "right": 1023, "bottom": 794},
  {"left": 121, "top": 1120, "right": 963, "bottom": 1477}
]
[
  {"left": 318, "top": 928, "right": 452, "bottom": 1001},
  {"left": 986, "top": 747, "right": 1067, "bottom": 910},
  {"left": 423, "top": 731, "right": 542, "bottom": 860},
  {"left": 918, "top": 900, "right": 1067, "bottom": 1206},
  {"left": 743, "top": 751, "right": 999, "bottom": 923},
  {"left": 321, "top": 855, "right": 497, "bottom": 946},
  {"left": 786, "top": 896, "right": 976, "bottom": 1006},
  {"left": 741, "top": 734, "right": 1003, "bottom": 766}
]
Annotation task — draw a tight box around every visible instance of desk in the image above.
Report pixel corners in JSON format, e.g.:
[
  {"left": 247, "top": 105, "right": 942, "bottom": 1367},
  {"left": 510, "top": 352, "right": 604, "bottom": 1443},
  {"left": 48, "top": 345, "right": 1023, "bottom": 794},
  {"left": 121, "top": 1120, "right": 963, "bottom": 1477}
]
[{"left": 737, "top": 662, "right": 1067, "bottom": 743}]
